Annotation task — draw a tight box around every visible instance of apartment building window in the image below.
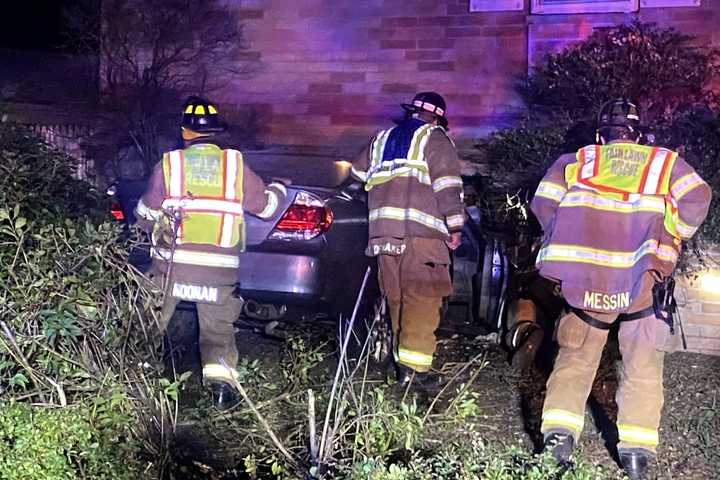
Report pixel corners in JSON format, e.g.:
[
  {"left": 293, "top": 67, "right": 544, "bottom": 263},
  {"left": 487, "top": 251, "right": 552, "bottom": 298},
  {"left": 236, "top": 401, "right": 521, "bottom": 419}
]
[
  {"left": 640, "top": 0, "right": 700, "bottom": 6},
  {"left": 470, "top": 0, "right": 523, "bottom": 11},
  {"left": 531, "top": 0, "right": 639, "bottom": 14}
]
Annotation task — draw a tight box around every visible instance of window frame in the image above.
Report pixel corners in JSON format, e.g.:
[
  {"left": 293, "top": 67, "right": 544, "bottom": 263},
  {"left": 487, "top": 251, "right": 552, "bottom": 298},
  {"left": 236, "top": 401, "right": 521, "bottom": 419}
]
[
  {"left": 640, "top": 0, "right": 700, "bottom": 7},
  {"left": 531, "top": 0, "right": 639, "bottom": 14},
  {"left": 470, "top": 0, "right": 524, "bottom": 12}
]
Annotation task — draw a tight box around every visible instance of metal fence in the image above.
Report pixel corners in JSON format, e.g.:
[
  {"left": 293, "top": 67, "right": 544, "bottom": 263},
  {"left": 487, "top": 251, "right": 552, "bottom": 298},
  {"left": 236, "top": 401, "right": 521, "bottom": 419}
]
[{"left": 28, "top": 124, "right": 96, "bottom": 183}]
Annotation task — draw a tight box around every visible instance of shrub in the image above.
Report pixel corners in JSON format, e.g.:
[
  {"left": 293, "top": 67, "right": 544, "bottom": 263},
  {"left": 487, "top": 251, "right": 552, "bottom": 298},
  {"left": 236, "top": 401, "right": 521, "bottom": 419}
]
[
  {"left": 476, "top": 21, "right": 720, "bottom": 246},
  {"left": 0, "top": 122, "right": 173, "bottom": 479},
  {"left": 0, "top": 402, "right": 139, "bottom": 480}
]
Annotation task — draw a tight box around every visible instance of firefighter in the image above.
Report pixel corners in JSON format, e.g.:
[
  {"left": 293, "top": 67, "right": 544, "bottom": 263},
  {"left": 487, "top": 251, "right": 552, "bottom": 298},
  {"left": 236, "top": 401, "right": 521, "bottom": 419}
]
[
  {"left": 531, "top": 99, "right": 711, "bottom": 478},
  {"left": 135, "top": 97, "right": 286, "bottom": 410},
  {"left": 351, "top": 92, "right": 465, "bottom": 390}
]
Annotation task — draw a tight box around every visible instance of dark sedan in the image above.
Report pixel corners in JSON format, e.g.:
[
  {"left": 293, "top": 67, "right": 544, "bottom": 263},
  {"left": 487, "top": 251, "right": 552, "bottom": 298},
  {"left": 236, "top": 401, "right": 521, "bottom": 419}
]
[{"left": 109, "top": 151, "right": 507, "bottom": 337}]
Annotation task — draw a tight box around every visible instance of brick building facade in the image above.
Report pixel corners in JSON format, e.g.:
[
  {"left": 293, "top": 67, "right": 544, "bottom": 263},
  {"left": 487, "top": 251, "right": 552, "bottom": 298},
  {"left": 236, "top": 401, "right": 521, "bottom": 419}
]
[
  {"left": 214, "top": 0, "right": 720, "bottom": 354},
  {"left": 218, "top": 0, "right": 720, "bottom": 151}
]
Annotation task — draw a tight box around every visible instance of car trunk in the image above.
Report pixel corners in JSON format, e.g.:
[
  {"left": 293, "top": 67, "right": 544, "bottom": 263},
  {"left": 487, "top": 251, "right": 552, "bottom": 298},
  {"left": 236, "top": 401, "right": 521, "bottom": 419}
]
[{"left": 242, "top": 152, "right": 353, "bottom": 246}]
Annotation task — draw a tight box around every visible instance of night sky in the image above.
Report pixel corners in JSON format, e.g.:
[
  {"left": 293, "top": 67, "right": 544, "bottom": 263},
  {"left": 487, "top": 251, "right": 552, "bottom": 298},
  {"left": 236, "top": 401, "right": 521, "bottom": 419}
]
[{"left": 0, "top": 2, "right": 72, "bottom": 51}]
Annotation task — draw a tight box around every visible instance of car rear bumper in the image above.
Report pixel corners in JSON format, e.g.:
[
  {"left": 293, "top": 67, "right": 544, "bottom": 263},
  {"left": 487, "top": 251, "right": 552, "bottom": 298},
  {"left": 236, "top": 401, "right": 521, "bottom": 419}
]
[{"left": 237, "top": 251, "right": 323, "bottom": 303}]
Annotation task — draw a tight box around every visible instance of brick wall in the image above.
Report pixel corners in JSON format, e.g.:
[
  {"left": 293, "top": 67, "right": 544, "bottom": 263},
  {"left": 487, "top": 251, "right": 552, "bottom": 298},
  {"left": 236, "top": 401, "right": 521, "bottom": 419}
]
[
  {"left": 217, "top": 0, "right": 720, "bottom": 151},
  {"left": 675, "top": 251, "right": 720, "bottom": 355}
]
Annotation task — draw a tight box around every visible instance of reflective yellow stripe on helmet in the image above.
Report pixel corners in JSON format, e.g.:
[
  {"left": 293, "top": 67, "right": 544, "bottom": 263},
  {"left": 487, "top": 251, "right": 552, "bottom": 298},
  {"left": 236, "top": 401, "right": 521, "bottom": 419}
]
[{"left": 542, "top": 409, "right": 584, "bottom": 435}]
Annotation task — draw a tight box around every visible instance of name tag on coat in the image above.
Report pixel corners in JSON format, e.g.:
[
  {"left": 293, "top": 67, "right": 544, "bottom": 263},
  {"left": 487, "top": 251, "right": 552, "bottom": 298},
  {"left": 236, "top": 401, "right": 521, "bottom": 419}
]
[
  {"left": 583, "top": 290, "right": 631, "bottom": 311},
  {"left": 171, "top": 282, "right": 220, "bottom": 303}
]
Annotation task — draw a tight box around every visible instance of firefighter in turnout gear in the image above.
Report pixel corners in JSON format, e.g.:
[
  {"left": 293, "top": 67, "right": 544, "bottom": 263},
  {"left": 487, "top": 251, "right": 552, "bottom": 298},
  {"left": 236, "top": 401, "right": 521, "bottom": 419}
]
[
  {"left": 532, "top": 99, "right": 711, "bottom": 479},
  {"left": 135, "top": 97, "right": 286, "bottom": 410},
  {"left": 351, "top": 91, "right": 465, "bottom": 390}
]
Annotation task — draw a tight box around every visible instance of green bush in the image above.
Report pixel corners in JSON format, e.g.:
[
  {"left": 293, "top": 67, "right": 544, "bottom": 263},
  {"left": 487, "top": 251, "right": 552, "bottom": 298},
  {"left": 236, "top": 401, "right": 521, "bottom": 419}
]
[
  {"left": 0, "top": 402, "right": 139, "bottom": 480},
  {"left": 340, "top": 440, "right": 618, "bottom": 480},
  {"left": 476, "top": 21, "right": 720, "bottom": 245},
  {"left": 0, "top": 122, "right": 171, "bottom": 479},
  {"left": 0, "top": 123, "right": 104, "bottom": 222}
]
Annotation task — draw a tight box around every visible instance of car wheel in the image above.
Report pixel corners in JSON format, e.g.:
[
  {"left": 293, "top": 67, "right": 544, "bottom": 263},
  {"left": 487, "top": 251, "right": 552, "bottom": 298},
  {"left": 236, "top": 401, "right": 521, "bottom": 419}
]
[
  {"left": 338, "top": 295, "right": 393, "bottom": 370},
  {"left": 474, "top": 237, "right": 509, "bottom": 331}
]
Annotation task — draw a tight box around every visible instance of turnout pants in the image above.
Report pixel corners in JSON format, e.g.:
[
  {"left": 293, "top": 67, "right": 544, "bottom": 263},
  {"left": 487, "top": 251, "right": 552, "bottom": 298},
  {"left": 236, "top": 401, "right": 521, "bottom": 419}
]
[
  {"left": 541, "top": 296, "right": 671, "bottom": 453},
  {"left": 150, "top": 270, "right": 244, "bottom": 385},
  {"left": 377, "top": 237, "right": 452, "bottom": 373}
]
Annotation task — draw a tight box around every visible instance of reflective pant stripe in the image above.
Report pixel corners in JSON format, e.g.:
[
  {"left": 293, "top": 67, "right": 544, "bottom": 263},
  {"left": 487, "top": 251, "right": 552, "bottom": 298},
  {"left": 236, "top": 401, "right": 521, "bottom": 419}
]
[
  {"left": 397, "top": 348, "right": 433, "bottom": 369},
  {"left": 202, "top": 364, "right": 239, "bottom": 383},
  {"left": 152, "top": 248, "right": 239, "bottom": 268},
  {"left": 542, "top": 409, "right": 585, "bottom": 435},
  {"left": 618, "top": 424, "right": 659, "bottom": 448}
]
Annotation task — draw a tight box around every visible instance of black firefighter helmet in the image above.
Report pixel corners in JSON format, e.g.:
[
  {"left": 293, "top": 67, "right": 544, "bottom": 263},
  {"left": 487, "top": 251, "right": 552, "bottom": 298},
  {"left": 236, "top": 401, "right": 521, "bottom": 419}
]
[
  {"left": 181, "top": 96, "right": 227, "bottom": 138},
  {"left": 401, "top": 91, "right": 449, "bottom": 128},
  {"left": 596, "top": 98, "right": 642, "bottom": 143}
]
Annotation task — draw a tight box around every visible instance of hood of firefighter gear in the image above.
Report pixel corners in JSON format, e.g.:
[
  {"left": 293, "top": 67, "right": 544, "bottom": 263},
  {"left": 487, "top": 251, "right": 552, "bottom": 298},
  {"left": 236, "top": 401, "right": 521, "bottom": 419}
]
[{"left": 181, "top": 96, "right": 227, "bottom": 134}]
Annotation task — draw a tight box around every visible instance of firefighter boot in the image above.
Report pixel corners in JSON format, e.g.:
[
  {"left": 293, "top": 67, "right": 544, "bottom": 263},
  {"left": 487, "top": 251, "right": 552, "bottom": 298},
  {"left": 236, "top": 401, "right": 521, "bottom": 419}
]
[
  {"left": 395, "top": 364, "right": 439, "bottom": 405},
  {"left": 208, "top": 380, "right": 240, "bottom": 411},
  {"left": 543, "top": 430, "right": 575, "bottom": 463},
  {"left": 511, "top": 323, "right": 544, "bottom": 371},
  {"left": 619, "top": 449, "right": 651, "bottom": 480}
]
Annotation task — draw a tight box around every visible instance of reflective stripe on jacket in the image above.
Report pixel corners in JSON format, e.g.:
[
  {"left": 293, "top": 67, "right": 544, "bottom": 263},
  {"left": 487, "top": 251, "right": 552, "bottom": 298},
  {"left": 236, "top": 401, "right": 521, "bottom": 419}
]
[
  {"left": 161, "top": 146, "right": 245, "bottom": 250},
  {"left": 531, "top": 142, "right": 711, "bottom": 313},
  {"left": 136, "top": 142, "right": 284, "bottom": 285},
  {"left": 364, "top": 122, "right": 439, "bottom": 190},
  {"left": 351, "top": 118, "right": 465, "bottom": 239}
]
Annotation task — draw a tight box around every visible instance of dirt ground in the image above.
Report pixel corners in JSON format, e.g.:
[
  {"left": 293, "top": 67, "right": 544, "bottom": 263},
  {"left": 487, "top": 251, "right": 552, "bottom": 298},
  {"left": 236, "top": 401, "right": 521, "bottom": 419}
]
[
  {"left": 165, "top": 308, "right": 720, "bottom": 480},
  {"left": 432, "top": 326, "right": 720, "bottom": 480}
]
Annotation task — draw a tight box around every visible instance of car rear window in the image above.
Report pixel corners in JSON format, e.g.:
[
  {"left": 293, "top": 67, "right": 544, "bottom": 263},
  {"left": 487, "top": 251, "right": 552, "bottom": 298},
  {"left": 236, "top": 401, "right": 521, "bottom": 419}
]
[{"left": 244, "top": 153, "right": 352, "bottom": 188}]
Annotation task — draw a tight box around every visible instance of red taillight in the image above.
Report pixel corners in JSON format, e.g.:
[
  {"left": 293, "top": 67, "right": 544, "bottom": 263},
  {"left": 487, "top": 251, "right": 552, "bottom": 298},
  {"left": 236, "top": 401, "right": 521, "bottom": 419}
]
[
  {"left": 276, "top": 205, "right": 332, "bottom": 232},
  {"left": 270, "top": 192, "right": 333, "bottom": 241},
  {"left": 110, "top": 202, "right": 125, "bottom": 221}
]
